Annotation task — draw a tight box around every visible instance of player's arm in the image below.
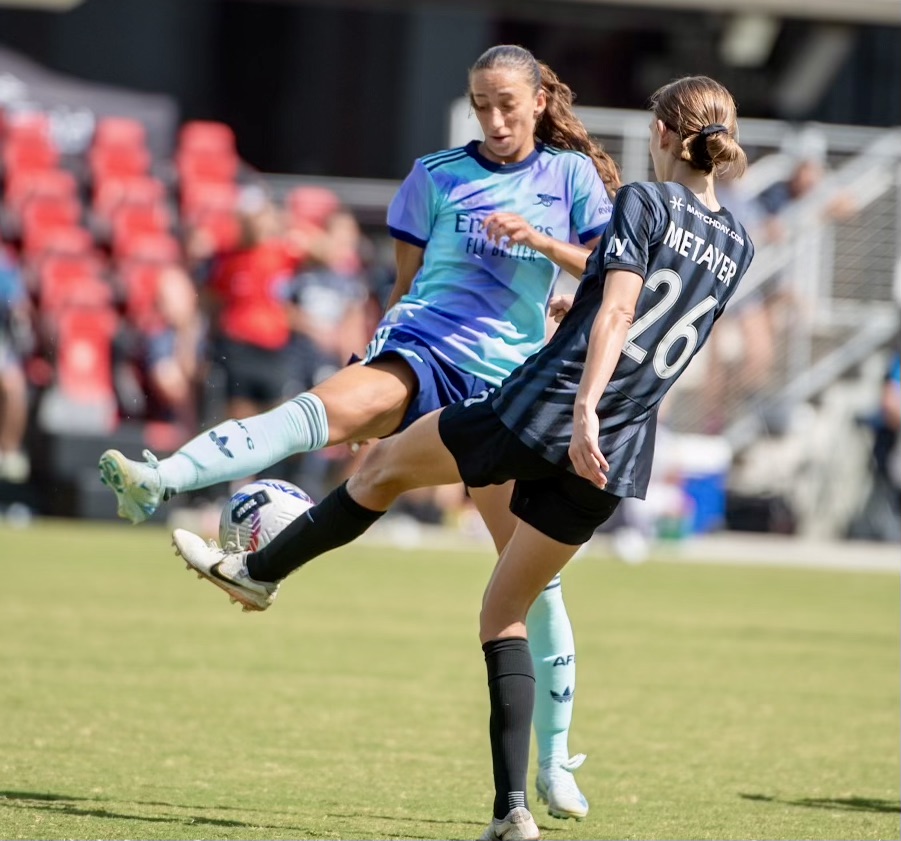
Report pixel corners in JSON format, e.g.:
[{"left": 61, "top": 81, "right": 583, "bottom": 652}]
[
  {"left": 531, "top": 234, "right": 597, "bottom": 279},
  {"left": 383, "top": 240, "right": 424, "bottom": 313},
  {"left": 484, "top": 212, "right": 597, "bottom": 279},
  {"left": 568, "top": 268, "right": 644, "bottom": 488}
]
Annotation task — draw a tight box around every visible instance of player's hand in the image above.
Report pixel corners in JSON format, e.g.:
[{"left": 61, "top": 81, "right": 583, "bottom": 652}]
[
  {"left": 568, "top": 409, "right": 609, "bottom": 489},
  {"left": 548, "top": 294, "right": 575, "bottom": 323},
  {"left": 483, "top": 212, "right": 545, "bottom": 251}
]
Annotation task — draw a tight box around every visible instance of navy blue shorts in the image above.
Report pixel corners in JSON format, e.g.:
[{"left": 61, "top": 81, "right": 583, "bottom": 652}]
[{"left": 361, "top": 326, "right": 496, "bottom": 432}]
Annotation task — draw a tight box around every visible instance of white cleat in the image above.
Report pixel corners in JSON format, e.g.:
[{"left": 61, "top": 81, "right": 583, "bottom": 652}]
[
  {"left": 535, "top": 754, "right": 589, "bottom": 820},
  {"left": 479, "top": 807, "right": 540, "bottom": 841},
  {"left": 98, "top": 449, "right": 165, "bottom": 524},
  {"left": 171, "top": 528, "right": 279, "bottom": 612}
]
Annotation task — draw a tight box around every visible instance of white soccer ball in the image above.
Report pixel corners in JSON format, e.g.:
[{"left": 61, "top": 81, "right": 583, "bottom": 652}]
[{"left": 219, "top": 479, "right": 314, "bottom": 551}]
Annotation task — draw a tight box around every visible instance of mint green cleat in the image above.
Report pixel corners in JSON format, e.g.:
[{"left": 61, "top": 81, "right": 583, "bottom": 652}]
[
  {"left": 98, "top": 448, "right": 164, "bottom": 524},
  {"left": 536, "top": 754, "right": 589, "bottom": 820}
]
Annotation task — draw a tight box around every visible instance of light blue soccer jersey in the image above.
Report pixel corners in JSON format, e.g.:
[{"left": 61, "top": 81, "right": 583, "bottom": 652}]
[{"left": 384, "top": 140, "right": 611, "bottom": 386}]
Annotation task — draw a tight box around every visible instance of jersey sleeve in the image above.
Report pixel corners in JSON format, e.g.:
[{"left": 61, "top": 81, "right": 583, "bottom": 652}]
[
  {"left": 600, "top": 184, "right": 663, "bottom": 279},
  {"left": 387, "top": 159, "right": 439, "bottom": 249},
  {"left": 570, "top": 156, "right": 613, "bottom": 244}
]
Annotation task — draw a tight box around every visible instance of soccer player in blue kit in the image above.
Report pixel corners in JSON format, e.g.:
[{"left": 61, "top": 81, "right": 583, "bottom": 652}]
[
  {"left": 100, "top": 44, "right": 621, "bottom": 819},
  {"left": 174, "top": 74, "right": 756, "bottom": 840}
]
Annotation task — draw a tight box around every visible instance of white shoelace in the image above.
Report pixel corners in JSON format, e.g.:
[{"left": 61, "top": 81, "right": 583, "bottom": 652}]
[
  {"left": 558, "top": 754, "right": 586, "bottom": 774},
  {"left": 141, "top": 449, "right": 160, "bottom": 469}
]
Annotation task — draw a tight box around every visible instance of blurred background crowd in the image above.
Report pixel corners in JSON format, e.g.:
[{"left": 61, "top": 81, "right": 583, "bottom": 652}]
[
  {"left": 0, "top": 0, "right": 898, "bottom": 550},
  {"left": 0, "top": 110, "right": 402, "bottom": 511}
]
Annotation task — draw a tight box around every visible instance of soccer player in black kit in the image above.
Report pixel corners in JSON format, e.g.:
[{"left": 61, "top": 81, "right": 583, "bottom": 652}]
[{"left": 174, "top": 75, "right": 755, "bottom": 841}]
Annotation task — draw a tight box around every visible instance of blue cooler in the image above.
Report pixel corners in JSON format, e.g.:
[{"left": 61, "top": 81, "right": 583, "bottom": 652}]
[{"left": 675, "top": 435, "right": 733, "bottom": 534}]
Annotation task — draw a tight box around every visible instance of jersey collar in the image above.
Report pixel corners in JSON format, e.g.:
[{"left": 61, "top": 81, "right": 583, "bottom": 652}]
[{"left": 465, "top": 140, "right": 543, "bottom": 173}]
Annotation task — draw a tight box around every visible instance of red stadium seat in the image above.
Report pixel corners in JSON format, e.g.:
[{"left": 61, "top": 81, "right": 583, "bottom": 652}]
[
  {"left": 109, "top": 203, "right": 172, "bottom": 257},
  {"left": 53, "top": 306, "right": 118, "bottom": 403},
  {"left": 93, "top": 116, "right": 147, "bottom": 150},
  {"left": 89, "top": 142, "right": 151, "bottom": 182},
  {"left": 114, "top": 231, "right": 182, "bottom": 264},
  {"left": 180, "top": 180, "right": 239, "bottom": 221},
  {"left": 4, "top": 169, "right": 78, "bottom": 215},
  {"left": 2, "top": 137, "right": 59, "bottom": 176},
  {"left": 0, "top": 110, "right": 52, "bottom": 144},
  {"left": 35, "top": 304, "right": 119, "bottom": 433},
  {"left": 92, "top": 175, "right": 167, "bottom": 222},
  {"left": 20, "top": 194, "right": 81, "bottom": 232},
  {"left": 178, "top": 120, "right": 236, "bottom": 155},
  {"left": 38, "top": 256, "right": 111, "bottom": 313},
  {"left": 22, "top": 224, "right": 95, "bottom": 259},
  {"left": 118, "top": 261, "right": 164, "bottom": 331},
  {"left": 176, "top": 149, "right": 239, "bottom": 185}
]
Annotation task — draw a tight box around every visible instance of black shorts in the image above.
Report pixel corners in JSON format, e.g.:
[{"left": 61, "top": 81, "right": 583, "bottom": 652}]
[
  {"left": 217, "top": 337, "right": 296, "bottom": 404},
  {"left": 438, "top": 397, "right": 620, "bottom": 545}
]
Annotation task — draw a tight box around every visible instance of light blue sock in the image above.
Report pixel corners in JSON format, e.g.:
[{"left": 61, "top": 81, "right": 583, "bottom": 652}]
[
  {"left": 527, "top": 574, "right": 576, "bottom": 769},
  {"left": 157, "top": 393, "right": 329, "bottom": 494}
]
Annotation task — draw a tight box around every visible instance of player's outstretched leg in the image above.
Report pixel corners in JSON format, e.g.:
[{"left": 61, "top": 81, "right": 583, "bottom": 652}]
[
  {"left": 99, "top": 393, "right": 330, "bottom": 524},
  {"left": 172, "top": 410, "right": 460, "bottom": 610},
  {"left": 528, "top": 576, "right": 589, "bottom": 820}
]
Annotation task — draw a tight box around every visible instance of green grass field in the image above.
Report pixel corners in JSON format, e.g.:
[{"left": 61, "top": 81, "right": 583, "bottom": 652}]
[{"left": 0, "top": 520, "right": 898, "bottom": 841}]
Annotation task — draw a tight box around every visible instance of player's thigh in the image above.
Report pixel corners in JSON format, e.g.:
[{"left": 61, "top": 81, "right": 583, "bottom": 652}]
[
  {"left": 469, "top": 482, "right": 516, "bottom": 553},
  {"left": 310, "top": 357, "right": 418, "bottom": 444},
  {"left": 348, "top": 409, "right": 463, "bottom": 510},
  {"left": 480, "top": 520, "right": 579, "bottom": 643}
]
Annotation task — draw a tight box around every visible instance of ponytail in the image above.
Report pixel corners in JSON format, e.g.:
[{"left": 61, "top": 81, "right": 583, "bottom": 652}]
[{"left": 536, "top": 62, "right": 621, "bottom": 199}]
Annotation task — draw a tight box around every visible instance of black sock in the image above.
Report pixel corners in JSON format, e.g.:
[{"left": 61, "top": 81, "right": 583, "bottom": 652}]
[
  {"left": 483, "top": 637, "right": 534, "bottom": 820},
  {"left": 246, "top": 481, "right": 385, "bottom": 582}
]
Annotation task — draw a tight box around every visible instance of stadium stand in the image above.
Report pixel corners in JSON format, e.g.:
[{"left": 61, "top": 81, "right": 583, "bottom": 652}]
[
  {"left": 0, "top": 106, "right": 213, "bottom": 512},
  {"left": 0, "top": 99, "right": 382, "bottom": 519}
]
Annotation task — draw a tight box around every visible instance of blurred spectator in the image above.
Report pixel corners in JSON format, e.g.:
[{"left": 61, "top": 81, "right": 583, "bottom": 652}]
[
  {"left": 881, "top": 352, "right": 901, "bottom": 488},
  {"left": 287, "top": 201, "right": 372, "bottom": 388},
  {"left": 744, "top": 156, "right": 857, "bottom": 389},
  {"left": 182, "top": 220, "right": 219, "bottom": 284},
  {"left": 0, "top": 244, "right": 33, "bottom": 482},
  {"left": 283, "top": 192, "right": 373, "bottom": 498},
  {"left": 755, "top": 157, "right": 856, "bottom": 227},
  {"left": 848, "top": 350, "right": 901, "bottom": 542},
  {"left": 703, "top": 158, "right": 859, "bottom": 433},
  {"left": 203, "top": 186, "right": 301, "bottom": 424},
  {"left": 142, "top": 265, "right": 205, "bottom": 438}
]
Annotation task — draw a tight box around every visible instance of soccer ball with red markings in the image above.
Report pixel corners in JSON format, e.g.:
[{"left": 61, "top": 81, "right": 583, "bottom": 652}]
[{"left": 219, "top": 479, "right": 314, "bottom": 552}]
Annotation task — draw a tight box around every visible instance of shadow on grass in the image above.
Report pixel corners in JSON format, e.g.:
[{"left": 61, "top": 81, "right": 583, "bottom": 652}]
[
  {"left": 324, "top": 810, "right": 572, "bottom": 838},
  {"left": 740, "top": 793, "right": 901, "bottom": 814},
  {"left": 325, "top": 811, "right": 484, "bottom": 828},
  {"left": 0, "top": 790, "right": 503, "bottom": 837},
  {"left": 0, "top": 789, "right": 310, "bottom": 833}
]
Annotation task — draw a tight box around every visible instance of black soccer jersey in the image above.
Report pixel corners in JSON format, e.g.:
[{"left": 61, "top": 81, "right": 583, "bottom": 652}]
[{"left": 491, "top": 181, "right": 755, "bottom": 499}]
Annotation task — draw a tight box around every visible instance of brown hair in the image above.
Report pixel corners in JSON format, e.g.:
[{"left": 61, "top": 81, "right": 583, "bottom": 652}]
[
  {"left": 469, "top": 45, "right": 621, "bottom": 198},
  {"left": 648, "top": 75, "right": 748, "bottom": 178}
]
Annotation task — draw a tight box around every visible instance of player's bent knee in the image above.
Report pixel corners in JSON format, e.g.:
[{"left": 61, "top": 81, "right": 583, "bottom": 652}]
[
  {"left": 354, "top": 441, "right": 416, "bottom": 500},
  {"left": 479, "top": 606, "right": 524, "bottom": 645}
]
